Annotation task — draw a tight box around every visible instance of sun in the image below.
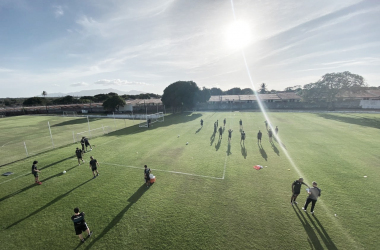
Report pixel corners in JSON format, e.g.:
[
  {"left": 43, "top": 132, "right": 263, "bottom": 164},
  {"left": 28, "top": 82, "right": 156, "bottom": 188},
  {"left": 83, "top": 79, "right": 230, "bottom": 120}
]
[{"left": 225, "top": 20, "right": 252, "bottom": 49}]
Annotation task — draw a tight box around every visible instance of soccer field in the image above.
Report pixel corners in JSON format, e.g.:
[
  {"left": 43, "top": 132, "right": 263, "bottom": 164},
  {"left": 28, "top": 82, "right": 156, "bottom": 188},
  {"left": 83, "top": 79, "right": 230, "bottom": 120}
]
[{"left": 0, "top": 112, "right": 379, "bottom": 249}]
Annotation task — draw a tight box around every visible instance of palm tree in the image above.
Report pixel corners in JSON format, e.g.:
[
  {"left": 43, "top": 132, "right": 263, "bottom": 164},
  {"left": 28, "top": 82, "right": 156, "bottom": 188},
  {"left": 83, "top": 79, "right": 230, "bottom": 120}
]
[
  {"left": 42, "top": 91, "right": 48, "bottom": 113},
  {"left": 260, "top": 83, "right": 267, "bottom": 94}
]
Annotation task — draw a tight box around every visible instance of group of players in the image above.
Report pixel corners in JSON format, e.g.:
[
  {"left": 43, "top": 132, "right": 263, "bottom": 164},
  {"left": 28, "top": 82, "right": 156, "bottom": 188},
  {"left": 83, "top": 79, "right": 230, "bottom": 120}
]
[
  {"left": 30, "top": 134, "right": 155, "bottom": 243},
  {"left": 203, "top": 118, "right": 322, "bottom": 214},
  {"left": 205, "top": 118, "right": 279, "bottom": 145}
]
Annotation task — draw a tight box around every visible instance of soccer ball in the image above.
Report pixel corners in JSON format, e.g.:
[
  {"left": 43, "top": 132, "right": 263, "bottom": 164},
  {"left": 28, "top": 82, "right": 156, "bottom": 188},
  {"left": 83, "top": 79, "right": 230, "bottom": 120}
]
[
  {"left": 63, "top": 171, "right": 66, "bottom": 174},
  {"left": 186, "top": 142, "right": 188, "bottom": 145}
]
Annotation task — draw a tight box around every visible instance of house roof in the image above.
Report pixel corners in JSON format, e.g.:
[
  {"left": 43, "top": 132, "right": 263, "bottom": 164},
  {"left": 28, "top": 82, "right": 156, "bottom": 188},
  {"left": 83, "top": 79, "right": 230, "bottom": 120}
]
[{"left": 277, "top": 92, "right": 302, "bottom": 100}]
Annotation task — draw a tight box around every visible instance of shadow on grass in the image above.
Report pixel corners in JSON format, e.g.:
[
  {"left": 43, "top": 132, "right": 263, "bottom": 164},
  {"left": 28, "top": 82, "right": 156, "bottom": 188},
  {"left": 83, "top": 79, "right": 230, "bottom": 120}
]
[
  {"left": 293, "top": 206, "right": 324, "bottom": 249},
  {"left": 271, "top": 142, "right": 280, "bottom": 156},
  {"left": 84, "top": 184, "right": 148, "bottom": 250},
  {"left": 0, "top": 164, "right": 78, "bottom": 203},
  {"left": 210, "top": 132, "right": 216, "bottom": 146},
  {"left": 40, "top": 156, "right": 74, "bottom": 171},
  {"left": 6, "top": 174, "right": 90, "bottom": 229},
  {"left": 227, "top": 142, "right": 231, "bottom": 156},
  {"left": 306, "top": 213, "right": 338, "bottom": 250},
  {"left": 316, "top": 113, "right": 380, "bottom": 129},
  {"left": 258, "top": 143, "right": 267, "bottom": 161},
  {"left": 195, "top": 127, "right": 202, "bottom": 134},
  {"left": 51, "top": 117, "right": 101, "bottom": 127},
  {"left": 240, "top": 143, "right": 247, "bottom": 159},
  {"left": 104, "top": 113, "right": 202, "bottom": 138},
  {"left": 215, "top": 138, "right": 222, "bottom": 151}
]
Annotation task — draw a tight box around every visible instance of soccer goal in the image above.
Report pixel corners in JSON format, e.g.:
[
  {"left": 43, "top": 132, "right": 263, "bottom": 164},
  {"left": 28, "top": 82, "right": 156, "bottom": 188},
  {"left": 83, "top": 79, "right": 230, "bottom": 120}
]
[
  {"left": 75, "top": 126, "right": 110, "bottom": 142},
  {"left": 139, "top": 112, "right": 164, "bottom": 128},
  {"left": 63, "top": 111, "right": 78, "bottom": 117}
]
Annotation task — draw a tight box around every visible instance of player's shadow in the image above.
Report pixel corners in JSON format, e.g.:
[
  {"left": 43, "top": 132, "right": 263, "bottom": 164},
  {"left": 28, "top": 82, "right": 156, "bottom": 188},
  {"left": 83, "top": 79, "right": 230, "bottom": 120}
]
[
  {"left": 84, "top": 184, "right": 148, "bottom": 250},
  {"left": 306, "top": 213, "right": 338, "bottom": 250},
  {"left": 226, "top": 142, "right": 232, "bottom": 155},
  {"left": 271, "top": 142, "right": 280, "bottom": 156},
  {"left": 240, "top": 144, "right": 247, "bottom": 159},
  {"left": 40, "top": 156, "right": 74, "bottom": 171},
  {"left": 215, "top": 138, "right": 222, "bottom": 151},
  {"left": 293, "top": 206, "right": 324, "bottom": 249},
  {"left": 258, "top": 144, "right": 267, "bottom": 161},
  {"left": 316, "top": 113, "right": 380, "bottom": 130},
  {"left": 195, "top": 127, "right": 202, "bottom": 134},
  {"left": 0, "top": 164, "right": 78, "bottom": 203},
  {"left": 6, "top": 176, "right": 90, "bottom": 229},
  {"left": 210, "top": 132, "right": 216, "bottom": 146}
]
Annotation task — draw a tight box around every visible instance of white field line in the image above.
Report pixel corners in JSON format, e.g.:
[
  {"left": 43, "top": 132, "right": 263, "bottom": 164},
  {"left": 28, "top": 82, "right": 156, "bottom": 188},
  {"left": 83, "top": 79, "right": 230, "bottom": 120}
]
[
  {"left": 100, "top": 162, "right": 224, "bottom": 180},
  {"left": 1, "top": 141, "right": 14, "bottom": 147},
  {"left": 0, "top": 172, "right": 30, "bottom": 185}
]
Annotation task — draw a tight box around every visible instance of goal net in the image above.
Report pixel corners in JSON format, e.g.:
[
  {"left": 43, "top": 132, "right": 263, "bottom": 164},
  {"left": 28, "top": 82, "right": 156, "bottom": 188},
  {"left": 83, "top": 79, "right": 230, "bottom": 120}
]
[
  {"left": 63, "top": 111, "right": 78, "bottom": 117},
  {"left": 139, "top": 112, "right": 164, "bottom": 128},
  {"left": 75, "top": 126, "right": 110, "bottom": 142}
]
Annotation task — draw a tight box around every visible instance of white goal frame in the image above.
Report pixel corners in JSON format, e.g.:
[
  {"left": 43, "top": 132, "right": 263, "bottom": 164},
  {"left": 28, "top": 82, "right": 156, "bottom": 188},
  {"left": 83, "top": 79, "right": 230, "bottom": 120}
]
[
  {"left": 75, "top": 126, "right": 110, "bottom": 141},
  {"left": 139, "top": 112, "right": 164, "bottom": 128},
  {"left": 63, "top": 111, "right": 78, "bottom": 117}
]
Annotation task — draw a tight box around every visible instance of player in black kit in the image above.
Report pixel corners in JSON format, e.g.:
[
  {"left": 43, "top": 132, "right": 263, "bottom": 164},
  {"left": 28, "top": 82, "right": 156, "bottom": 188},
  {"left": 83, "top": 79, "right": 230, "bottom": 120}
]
[
  {"left": 75, "top": 148, "right": 85, "bottom": 165},
  {"left": 71, "top": 207, "right": 92, "bottom": 243},
  {"left": 89, "top": 156, "right": 99, "bottom": 178},
  {"left": 291, "top": 178, "right": 309, "bottom": 205}
]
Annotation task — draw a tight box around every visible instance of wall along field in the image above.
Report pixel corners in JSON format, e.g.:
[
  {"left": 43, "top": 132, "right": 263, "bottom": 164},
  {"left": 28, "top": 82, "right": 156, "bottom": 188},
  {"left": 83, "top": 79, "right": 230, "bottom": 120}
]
[{"left": 0, "top": 112, "right": 379, "bottom": 249}]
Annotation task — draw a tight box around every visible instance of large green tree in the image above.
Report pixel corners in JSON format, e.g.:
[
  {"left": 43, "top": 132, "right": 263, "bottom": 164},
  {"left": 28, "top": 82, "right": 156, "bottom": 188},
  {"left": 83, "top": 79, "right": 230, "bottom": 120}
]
[
  {"left": 302, "top": 71, "right": 366, "bottom": 107},
  {"left": 161, "top": 81, "right": 200, "bottom": 111},
  {"left": 102, "top": 95, "right": 126, "bottom": 111},
  {"left": 23, "top": 97, "right": 44, "bottom": 106},
  {"left": 259, "top": 83, "right": 267, "bottom": 94}
]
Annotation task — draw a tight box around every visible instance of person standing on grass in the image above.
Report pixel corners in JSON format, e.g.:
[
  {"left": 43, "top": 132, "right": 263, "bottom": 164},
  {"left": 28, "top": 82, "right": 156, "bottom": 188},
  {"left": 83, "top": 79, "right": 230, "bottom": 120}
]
[
  {"left": 291, "top": 178, "right": 309, "bottom": 205},
  {"left": 200, "top": 119, "right": 203, "bottom": 127},
  {"left": 239, "top": 119, "right": 243, "bottom": 129},
  {"left": 71, "top": 207, "right": 93, "bottom": 243},
  {"left": 268, "top": 129, "right": 273, "bottom": 143},
  {"left": 303, "top": 181, "right": 321, "bottom": 214},
  {"left": 84, "top": 137, "right": 92, "bottom": 151},
  {"left": 228, "top": 129, "right": 233, "bottom": 143},
  {"left": 31, "top": 160, "right": 42, "bottom": 185},
  {"left": 257, "top": 130, "right": 262, "bottom": 144},
  {"left": 80, "top": 137, "right": 85, "bottom": 151},
  {"left": 216, "top": 120, "right": 219, "bottom": 127},
  {"left": 218, "top": 126, "right": 223, "bottom": 139},
  {"left": 240, "top": 130, "right": 246, "bottom": 144},
  {"left": 144, "top": 165, "right": 151, "bottom": 187},
  {"left": 275, "top": 126, "right": 278, "bottom": 135},
  {"left": 214, "top": 122, "right": 217, "bottom": 134},
  {"left": 223, "top": 118, "right": 226, "bottom": 127},
  {"left": 89, "top": 156, "right": 99, "bottom": 179},
  {"left": 76, "top": 147, "right": 85, "bottom": 165},
  {"left": 265, "top": 120, "right": 268, "bottom": 130}
]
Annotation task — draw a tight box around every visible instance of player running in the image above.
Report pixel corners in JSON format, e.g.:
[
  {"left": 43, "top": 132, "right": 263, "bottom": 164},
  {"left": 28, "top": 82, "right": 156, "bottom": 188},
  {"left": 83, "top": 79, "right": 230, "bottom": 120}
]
[
  {"left": 75, "top": 148, "right": 85, "bottom": 165},
  {"left": 31, "top": 160, "right": 42, "bottom": 185},
  {"left": 228, "top": 129, "right": 233, "bottom": 143},
  {"left": 89, "top": 156, "right": 99, "bottom": 179},
  {"left": 291, "top": 178, "right": 309, "bottom": 205},
  {"left": 257, "top": 130, "right": 262, "bottom": 144},
  {"left": 144, "top": 165, "right": 151, "bottom": 187},
  {"left": 71, "top": 207, "right": 93, "bottom": 243},
  {"left": 84, "top": 137, "right": 92, "bottom": 151}
]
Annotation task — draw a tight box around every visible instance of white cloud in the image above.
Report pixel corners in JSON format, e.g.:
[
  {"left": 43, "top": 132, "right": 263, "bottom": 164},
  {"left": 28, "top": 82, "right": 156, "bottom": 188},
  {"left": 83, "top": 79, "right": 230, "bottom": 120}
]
[
  {"left": 94, "top": 79, "right": 147, "bottom": 86},
  {"left": 53, "top": 5, "right": 64, "bottom": 18},
  {"left": 71, "top": 82, "right": 89, "bottom": 87}
]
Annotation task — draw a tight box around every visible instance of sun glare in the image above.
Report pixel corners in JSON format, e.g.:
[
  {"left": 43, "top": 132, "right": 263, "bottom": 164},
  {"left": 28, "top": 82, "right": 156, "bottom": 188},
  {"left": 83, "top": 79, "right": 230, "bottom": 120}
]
[{"left": 225, "top": 20, "right": 252, "bottom": 49}]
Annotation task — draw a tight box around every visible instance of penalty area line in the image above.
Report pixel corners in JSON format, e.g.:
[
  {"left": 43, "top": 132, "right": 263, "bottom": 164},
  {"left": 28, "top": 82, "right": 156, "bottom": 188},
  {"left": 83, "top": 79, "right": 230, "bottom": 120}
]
[{"left": 100, "top": 162, "right": 223, "bottom": 180}]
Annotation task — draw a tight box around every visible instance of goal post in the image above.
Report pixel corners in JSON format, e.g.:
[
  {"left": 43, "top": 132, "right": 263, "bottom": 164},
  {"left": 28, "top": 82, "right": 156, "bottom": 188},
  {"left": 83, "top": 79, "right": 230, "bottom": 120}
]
[
  {"left": 63, "top": 111, "right": 78, "bottom": 117},
  {"left": 139, "top": 112, "right": 164, "bottom": 128},
  {"left": 75, "top": 126, "right": 110, "bottom": 142}
]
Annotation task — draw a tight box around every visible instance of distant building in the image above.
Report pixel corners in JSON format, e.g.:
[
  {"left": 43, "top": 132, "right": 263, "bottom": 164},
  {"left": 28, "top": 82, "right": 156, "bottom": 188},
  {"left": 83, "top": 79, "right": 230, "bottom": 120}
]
[{"left": 208, "top": 93, "right": 301, "bottom": 104}]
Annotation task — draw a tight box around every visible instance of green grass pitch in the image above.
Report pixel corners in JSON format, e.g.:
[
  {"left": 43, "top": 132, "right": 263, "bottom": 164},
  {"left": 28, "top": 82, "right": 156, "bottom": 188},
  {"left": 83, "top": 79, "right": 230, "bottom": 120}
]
[{"left": 0, "top": 112, "right": 379, "bottom": 249}]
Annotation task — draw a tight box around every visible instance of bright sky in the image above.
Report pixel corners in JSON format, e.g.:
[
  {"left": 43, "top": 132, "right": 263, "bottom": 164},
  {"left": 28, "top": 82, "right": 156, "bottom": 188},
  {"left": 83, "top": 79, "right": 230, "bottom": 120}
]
[{"left": 1, "top": 0, "right": 380, "bottom": 97}]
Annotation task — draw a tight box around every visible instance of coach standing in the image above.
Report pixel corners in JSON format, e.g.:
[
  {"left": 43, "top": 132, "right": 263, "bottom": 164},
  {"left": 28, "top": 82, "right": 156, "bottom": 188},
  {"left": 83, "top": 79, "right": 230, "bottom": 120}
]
[{"left": 302, "top": 181, "right": 321, "bottom": 214}]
